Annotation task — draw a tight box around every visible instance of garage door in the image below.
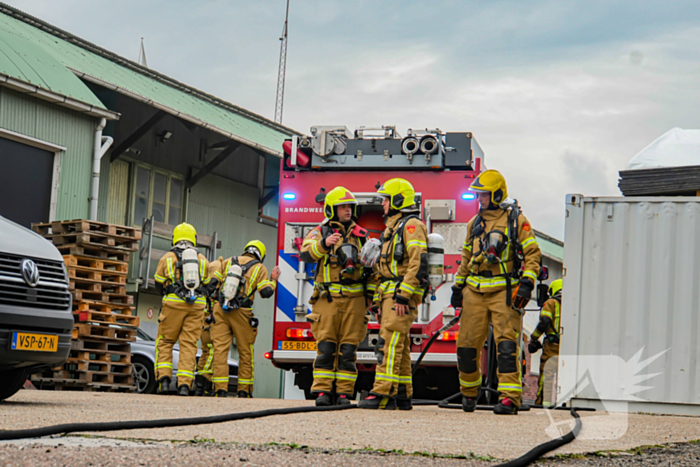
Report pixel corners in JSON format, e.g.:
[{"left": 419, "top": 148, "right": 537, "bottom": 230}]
[{"left": 0, "top": 137, "right": 54, "bottom": 228}]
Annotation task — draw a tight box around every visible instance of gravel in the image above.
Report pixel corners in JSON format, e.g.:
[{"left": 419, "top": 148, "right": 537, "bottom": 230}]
[
  {"left": 537, "top": 441, "right": 700, "bottom": 466},
  {"left": 2, "top": 390, "right": 700, "bottom": 464},
  {"left": 0, "top": 442, "right": 490, "bottom": 466}
]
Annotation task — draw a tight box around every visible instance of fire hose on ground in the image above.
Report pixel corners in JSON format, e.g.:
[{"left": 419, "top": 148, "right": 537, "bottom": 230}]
[{"left": 0, "top": 318, "right": 592, "bottom": 467}]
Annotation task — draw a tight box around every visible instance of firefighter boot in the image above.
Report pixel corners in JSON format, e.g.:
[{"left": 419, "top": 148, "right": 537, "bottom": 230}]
[
  {"left": 157, "top": 377, "right": 171, "bottom": 395},
  {"left": 336, "top": 394, "right": 352, "bottom": 406},
  {"left": 396, "top": 384, "right": 413, "bottom": 411},
  {"left": 193, "top": 375, "right": 206, "bottom": 397},
  {"left": 238, "top": 391, "right": 252, "bottom": 399},
  {"left": 493, "top": 398, "right": 518, "bottom": 415},
  {"left": 358, "top": 394, "right": 396, "bottom": 410},
  {"left": 462, "top": 396, "right": 476, "bottom": 412},
  {"left": 215, "top": 389, "right": 227, "bottom": 398},
  {"left": 177, "top": 384, "right": 190, "bottom": 396},
  {"left": 315, "top": 393, "right": 333, "bottom": 407}
]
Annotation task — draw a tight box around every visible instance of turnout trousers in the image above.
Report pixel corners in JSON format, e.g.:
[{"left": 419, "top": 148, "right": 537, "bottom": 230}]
[
  {"left": 307, "top": 295, "right": 368, "bottom": 396},
  {"left": 456, "top": 289, "right": 524, "bottom": 407},
  {"left": 155, "top": 304, "right": 205, "bottom": 387},
  {"left": 370, "top": 295, "right": 419, "bottom": 398},
  {"left": 536, "top": 341, "right": 559, "bottom": 406},
  {"left": 211, "top": 305, "right": 257, "bottom": 394},
  {"left": 196, "top": 327, "right": 214, "bottom": 382}
]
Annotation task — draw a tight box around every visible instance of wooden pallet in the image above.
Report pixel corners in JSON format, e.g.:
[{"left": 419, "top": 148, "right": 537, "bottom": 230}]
[
  {"left": 32, "top": 219, "right": 141, "bottom": 241},
  {"left": 31, "top": 377, "right": 135, "bottom": 393},
  {"left": 55, "top": 244, "right": 131, "bottom": 263},
  {"left": 68, "top": 348, "right": 131, "bottom": 365},
  {"left": 45, "top": 369, "right": 134, "bottom": 385},
  {"left": 72, "top": 323, "right": 136, "bottom": 342},
  {"left": 68, "top": 277, "right": 127, "bottom": 295},
  {"left": 66, "top": 264, "right": 127, "bottom": 284},
  {"left": 73, "top": 309, "right": 139, "bottom": 328},
  {"left": 46, "top": 232, "right": 139, "bottom": 251},
  {"left": 64, "top": 358, "right": 133, "bottom": 375},
  {"left": 73, "top": 299, "right": 135, "bottom": 315},
  {"left": 71, "top": 289, "right": 133, "bottom": 305},
  {"left": 63, "top": 255, "right": 129, "bottom": 274},
  {"left": 71, "top": 338, "right": 132, "bottom": 354}
]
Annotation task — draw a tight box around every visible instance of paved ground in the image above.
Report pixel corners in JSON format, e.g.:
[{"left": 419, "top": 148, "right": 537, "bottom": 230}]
[{"left": 1, "top": 390, "right": 699, "bottom": 465}]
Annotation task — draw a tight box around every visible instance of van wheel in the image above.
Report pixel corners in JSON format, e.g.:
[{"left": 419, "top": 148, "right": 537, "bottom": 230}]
[{"left": 0, "top": 368, "right": 28, "bottom": 401}]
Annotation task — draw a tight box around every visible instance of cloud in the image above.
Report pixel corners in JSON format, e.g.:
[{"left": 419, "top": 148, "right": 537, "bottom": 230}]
[{"left": 9, "top": 0, "right": 700, "bottom": 240}]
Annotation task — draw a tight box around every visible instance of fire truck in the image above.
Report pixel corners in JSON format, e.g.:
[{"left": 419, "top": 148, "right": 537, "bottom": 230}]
[{"left": 268, "top": 125, "right": 484, "bottom": 400}]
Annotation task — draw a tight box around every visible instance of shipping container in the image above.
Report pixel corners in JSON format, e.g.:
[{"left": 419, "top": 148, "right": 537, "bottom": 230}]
[{"left": 559, "top": 195, "right": 700, "bottom": 415}]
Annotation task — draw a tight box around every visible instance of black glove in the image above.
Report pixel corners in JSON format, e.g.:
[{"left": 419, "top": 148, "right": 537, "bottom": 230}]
[
  {"left": 205, "top": 313, "right": 215, "bottom": 325},
  {"left": 528, "top": 339, "right": 542, "bottom": 354},
  {"left": 450, "top": 285, "right": 464, "bottom": 309},
  {"left": 512, "top": 278, "right": 534, "bottom": 309},
  {"left": 395, "top": 294, "right": 410, "bottom": 306}
]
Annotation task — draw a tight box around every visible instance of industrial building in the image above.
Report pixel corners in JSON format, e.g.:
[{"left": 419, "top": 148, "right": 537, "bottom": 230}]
[{"left": 0, "top": 3, "right": 297, "bottom": 397}]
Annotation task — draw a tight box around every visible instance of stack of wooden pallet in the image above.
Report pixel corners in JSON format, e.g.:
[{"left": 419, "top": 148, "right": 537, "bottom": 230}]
[
  {"left": 30, "top": 219, "right": 141, "bottom": 392},
  {"left": 618, "top": 166, "right": 700, "bottom": 196}
]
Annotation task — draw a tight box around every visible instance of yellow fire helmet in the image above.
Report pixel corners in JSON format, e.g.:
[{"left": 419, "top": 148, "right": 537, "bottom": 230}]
[
  {"left": 469, "top": 169, "right": 508, "bottom": 205},
  {"left": 172, "top": 223, "right": 197, "bottom": 246},
  {"left": 324, "top": 186, "right": 358, "bottom": 220},
  {"left": 377, "top": 178, "right": 417, "bottom": 211},
  {"left": 244, "top": 240, "right": 267, "bottom": 261},
  {"left": 549, "top": 279, "right": 563, "bottom": 297}
]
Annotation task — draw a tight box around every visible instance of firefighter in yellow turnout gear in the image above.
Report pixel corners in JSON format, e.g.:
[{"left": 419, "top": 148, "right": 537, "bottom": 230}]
[
  {"left": 210, "top": 241, "right": 280, "bottom": 397},
  {"left": 359, "top": 178, "right": 429, "bottom": 411},
  {"left": 300, "top": 187, "right": 370, "bottom": 407},
  {"left": 153, "top": 223, "right": 211, "bottom": 396},
  {"left": 451, "top": 170, "right": 541, "bottom": 415},
  {"left": 194, "top": 256, "right": 225, "bottom": 396},
  {"left": 529, "top": 279, "right": 562, "bottom": 407}
]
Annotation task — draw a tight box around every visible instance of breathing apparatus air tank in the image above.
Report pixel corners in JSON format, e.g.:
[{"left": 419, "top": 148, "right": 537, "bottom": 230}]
[
  {"left": 180, "top": 248, "right": 200, "bottom": 303},
  {"left": 427, "top": 233, "right": 445, "bottom": 299},
  {"left": 221, "top": 262, "right": 244, "bottom": 311}
]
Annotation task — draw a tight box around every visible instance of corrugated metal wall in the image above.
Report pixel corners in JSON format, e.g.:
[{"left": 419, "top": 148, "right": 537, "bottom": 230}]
[
  {"left": 187, "top": 173, "right": 279, "bottom": 398},
  {"left": 0, "top": 87, "right": 96, "bottom": 221},
  {"left": 562, "top": 196, "right": 700, "bottom": 411}
]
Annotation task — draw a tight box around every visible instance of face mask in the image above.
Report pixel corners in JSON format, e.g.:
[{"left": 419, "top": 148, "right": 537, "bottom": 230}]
[
  {"left": 336, "top": 243, "right": 359, "bottom": 276},
  {"left": 482, "top": 230, "right": 507, "bottom": 263}
]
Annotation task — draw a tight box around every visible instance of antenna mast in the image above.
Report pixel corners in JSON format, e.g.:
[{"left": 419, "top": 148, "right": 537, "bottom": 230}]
[{"left": 274, "top": 0, "right": 290, "bottom": 124}]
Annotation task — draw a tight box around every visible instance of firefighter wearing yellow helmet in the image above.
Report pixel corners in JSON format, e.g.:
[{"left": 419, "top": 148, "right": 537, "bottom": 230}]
[
  {"left": 451, "top": 170, "right": 541, "bottom": 415},
  {"left": 359, "top": 178, "right": 429, "bottom": 410},
  {"left": 300, "top": 186, "right": 370, "bottom": 406},
  {"left": 209, "top": 240, "right": 280, "bottom": 397},
  {"left": 529, "top": 279, "right": 562, "bottom": 406},
  {"left": 153, "top": 223, "right": 212, "bottom": 396}
]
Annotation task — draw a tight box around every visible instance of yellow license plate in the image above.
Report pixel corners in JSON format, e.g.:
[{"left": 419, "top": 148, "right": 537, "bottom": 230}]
[
  {"left": 11, "top": 332, "right": 58, "bottom": 352},
  {"left": 281, "top": 341, "right": 317, "bottom": 351}
]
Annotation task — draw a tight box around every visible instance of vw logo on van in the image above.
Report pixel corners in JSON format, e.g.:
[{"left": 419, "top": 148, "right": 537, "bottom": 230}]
[{"left": 21, "top": 259, "right": 40, "bottom": 287}]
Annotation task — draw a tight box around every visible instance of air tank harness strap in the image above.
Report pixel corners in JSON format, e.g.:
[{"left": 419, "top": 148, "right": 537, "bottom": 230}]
[
  {"left": 316, "top": 281, "right": 365, "bottom": 302},
  {"left": 163, "top": 282, "right": 187, "bottom": 300}
]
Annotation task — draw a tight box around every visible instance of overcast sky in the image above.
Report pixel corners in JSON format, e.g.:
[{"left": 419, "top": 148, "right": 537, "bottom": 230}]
[{"left": 10, "top": 0, "right": 700, "bottom": 239}]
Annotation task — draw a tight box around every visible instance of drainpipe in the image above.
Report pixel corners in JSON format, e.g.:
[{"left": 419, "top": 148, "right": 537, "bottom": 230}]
[{"left": 89, "top": 118, "right": 114, "bottom": 221}]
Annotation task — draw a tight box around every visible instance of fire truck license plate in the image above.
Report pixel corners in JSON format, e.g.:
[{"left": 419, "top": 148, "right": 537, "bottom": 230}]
[
  {"left": 281, "top": 341, "right": 317, "bottom": 351},
  {"left": 11, "top": 332, "right": 58, "bottom": 352}
]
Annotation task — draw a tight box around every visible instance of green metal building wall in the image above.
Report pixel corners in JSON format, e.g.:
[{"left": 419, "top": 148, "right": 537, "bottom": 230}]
[
  {"left": 0, "top": 87, "right": 96, "bottom": 221},
  {"left": 187, "top": 174, "right": 280, "bottom": 398}
]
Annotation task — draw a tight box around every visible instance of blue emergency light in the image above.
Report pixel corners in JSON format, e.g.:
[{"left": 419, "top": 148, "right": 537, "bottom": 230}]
[
  {"left": 461, "top": 193, "right": 476, "bottom": 201},
  {"left": 282, "top": 193, "right": 296, "bottom": 200}
]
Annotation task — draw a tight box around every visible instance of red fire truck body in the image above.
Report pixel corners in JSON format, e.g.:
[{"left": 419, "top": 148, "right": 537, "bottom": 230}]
[{"left": 268, "top": 126, "right": 484, "bottom": 399}]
